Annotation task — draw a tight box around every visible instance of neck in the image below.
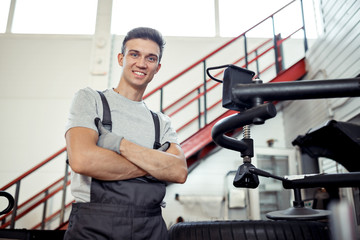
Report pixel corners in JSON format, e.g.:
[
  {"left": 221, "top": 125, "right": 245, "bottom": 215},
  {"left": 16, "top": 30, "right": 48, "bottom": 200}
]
[{"left": 113, "top": 86, "right": 144, "bottom": 102}]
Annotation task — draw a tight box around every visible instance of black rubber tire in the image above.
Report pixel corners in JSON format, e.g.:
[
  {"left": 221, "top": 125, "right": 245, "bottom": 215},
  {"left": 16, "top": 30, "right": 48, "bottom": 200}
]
[{"left": 168, "top": 220, "right": 330, "bottom": 240}]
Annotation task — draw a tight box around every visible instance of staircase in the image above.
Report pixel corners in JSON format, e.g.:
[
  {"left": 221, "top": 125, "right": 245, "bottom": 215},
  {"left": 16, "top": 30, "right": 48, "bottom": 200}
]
[{"left": 0, "top": 0, "right": 308, "bottom": 232}]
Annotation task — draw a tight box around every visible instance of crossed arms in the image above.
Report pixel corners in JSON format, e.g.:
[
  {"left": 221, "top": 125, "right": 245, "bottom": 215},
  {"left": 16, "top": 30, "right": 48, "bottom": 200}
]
[{"left": 65, "top": 126, "right": 188, "bottom": 183}]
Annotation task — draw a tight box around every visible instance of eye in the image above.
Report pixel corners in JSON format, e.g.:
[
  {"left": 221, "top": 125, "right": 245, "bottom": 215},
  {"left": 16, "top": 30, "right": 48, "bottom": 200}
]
[
  {"left": 147, "top": 56, "right": 158, "bottom": 63},
  {"left": 130, "top": 52, "right": 139, "bottom": 58}
]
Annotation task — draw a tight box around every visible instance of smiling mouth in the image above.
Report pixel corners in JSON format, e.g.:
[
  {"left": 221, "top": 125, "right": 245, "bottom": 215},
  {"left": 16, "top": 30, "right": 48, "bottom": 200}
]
[{"left": 133, "top": 71, "right": 146, "bottom": 76}]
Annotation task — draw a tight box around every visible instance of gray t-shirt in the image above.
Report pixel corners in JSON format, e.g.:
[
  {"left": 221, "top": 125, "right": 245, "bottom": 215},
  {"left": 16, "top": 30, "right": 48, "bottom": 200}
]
[{"left": 65, "top": 87, "right": 179, "bottom": 202}]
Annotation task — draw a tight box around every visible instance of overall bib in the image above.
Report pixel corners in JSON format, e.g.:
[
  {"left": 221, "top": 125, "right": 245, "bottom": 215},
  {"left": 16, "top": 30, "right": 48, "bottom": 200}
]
[{"left": 64, "top": 92, "right": 169, "bottom": 240}]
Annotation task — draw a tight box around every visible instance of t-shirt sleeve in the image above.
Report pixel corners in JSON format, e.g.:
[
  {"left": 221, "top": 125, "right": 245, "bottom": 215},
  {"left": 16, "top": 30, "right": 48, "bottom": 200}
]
[
  {"left": 157, "top": 112, "right": 179, "bottom": 145},
  {"left": 65, "top": 88, "right": 100, "bottom": 135}
]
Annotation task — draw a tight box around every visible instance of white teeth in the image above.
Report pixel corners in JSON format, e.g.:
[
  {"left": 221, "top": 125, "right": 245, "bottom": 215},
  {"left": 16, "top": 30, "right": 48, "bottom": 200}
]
[{"left": 134, "top": 71, "right": 145, "bottom": 76}]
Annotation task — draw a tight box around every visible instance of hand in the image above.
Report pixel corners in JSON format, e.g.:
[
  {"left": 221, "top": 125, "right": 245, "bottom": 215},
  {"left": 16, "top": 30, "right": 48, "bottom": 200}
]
[
  {"left": 94, "top": 118, "right": 123, "bottom": 154},
  {"left": 157, "top": 141, "right": 170, "bottom": 152}
]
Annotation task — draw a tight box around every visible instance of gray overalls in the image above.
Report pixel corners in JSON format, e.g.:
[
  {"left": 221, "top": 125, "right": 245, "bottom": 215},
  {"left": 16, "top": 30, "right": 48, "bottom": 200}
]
[{"left": 64, "top": 92, "right": 169, "bottom": 240}]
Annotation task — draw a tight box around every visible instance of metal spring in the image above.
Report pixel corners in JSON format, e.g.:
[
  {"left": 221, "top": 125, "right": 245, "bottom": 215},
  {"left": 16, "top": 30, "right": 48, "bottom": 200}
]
[{"left": 243, "top": 125, "right": 250, "bottom": 139}]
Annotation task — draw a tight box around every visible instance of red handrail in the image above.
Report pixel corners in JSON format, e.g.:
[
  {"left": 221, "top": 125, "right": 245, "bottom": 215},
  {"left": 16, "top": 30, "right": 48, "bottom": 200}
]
[
  {"left": 0, "top": 173, "right": 70, "bottom": 223},
  {"left": 31, "top": 201, "right": 74, "bottom": 230},
  {"left": 171, "top": 27, "right": 303, "bottom": 123},
  {"left": 174, "top": 58, "right": 277, "bottom": 134},
  {"left": 0, "top": 147, "right": 68, "bottom": 229},
  {"left": 162, "top": 38, "right": 273, "bottom": 114},
  {"left": 1, "top": 180, "right": 71, "bottom": 229},
  {"left": 170, "top": 24, "right": 304, "bottom": 133},
  {"left": 0, "top": 147, "right": 66, "bottom": 191}
]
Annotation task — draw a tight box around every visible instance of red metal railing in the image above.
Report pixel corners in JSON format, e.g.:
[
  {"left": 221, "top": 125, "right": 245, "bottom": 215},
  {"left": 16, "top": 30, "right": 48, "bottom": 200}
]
[
  {"left": 0, "top": 147, "right": 69, "bottom": 229},
  {"left": 0, "top": 0, "right": 308, "bottom": 230},
  {"left": 144, "top": 0, "right": 307, "bottom": 140},
  {"left": 160, "top": 29, "right": 303, "bottom": 137}
]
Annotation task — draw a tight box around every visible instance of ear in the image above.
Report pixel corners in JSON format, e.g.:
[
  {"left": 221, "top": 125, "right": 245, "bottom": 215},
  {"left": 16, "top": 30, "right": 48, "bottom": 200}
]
[
  {"left": 117, "top": 53, "right": 124, "bottom": 66},
  {"left": 155, "top": 63, "right": 161, "bottom": 74}
]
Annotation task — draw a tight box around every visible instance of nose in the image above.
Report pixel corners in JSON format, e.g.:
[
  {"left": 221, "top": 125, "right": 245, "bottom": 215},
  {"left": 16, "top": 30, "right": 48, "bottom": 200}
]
[{"left": 136, "top": 57, "right": 147, "bottom": 68}]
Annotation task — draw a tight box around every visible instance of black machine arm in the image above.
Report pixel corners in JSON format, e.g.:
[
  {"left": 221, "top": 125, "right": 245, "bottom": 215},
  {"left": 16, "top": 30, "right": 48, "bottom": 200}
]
[
  {"left": 207, "top": 64, "right": 360, "bottom": 221},
  {"left": 232, "top": 78, "right": 360, "bottom": 108},
  {"left": 249, "top": 167, "right": 360, "bottom": 189},
  {"left": 218, "top": 64, "right": 360, "bottom": 111},
  {"left": 211, "top": 103, "right": 277, "bottom": 188},
  {"left": 211, "top": 103, "right": 276, "bottom": 154},
  {"left": 208, "top": 64, "right": 360, "bottom": 190}
]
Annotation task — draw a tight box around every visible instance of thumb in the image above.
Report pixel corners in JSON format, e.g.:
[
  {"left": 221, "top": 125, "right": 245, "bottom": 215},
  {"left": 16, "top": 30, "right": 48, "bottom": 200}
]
[{"left": 94, "top": 118, "right": 109, "bottom": 135}]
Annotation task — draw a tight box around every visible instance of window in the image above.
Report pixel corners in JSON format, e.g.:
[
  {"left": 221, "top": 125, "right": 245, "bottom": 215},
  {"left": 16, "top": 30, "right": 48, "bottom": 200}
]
[
  {"left": 11, "top": 0, "right": 98, "bottom": 34},
  {"left": 0, "top": 0, "right": 11, "bottom": 33},
  {"left": 220, "top": 0, "right": 295, "bottom": 37},
  {"left": 3, "top": 0, "right": 319, "bottom": 38},
  {"left": 111, "top": 0, "right": 215, "bottom": 37},
  {"left": 219, "top": 0, "right": 319, "bottom": 38}
]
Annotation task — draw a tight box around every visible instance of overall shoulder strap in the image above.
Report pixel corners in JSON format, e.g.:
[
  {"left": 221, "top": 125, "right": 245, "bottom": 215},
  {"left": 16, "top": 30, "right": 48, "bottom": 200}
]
[
  {"left": 67, "top": 90, "right": 112, "bottom": 165},
  {"left": 97, "top": 91, "right": 112, "bottom": 132},
  {"left": 150, "top": 111, "right": 161, "bottom": 149},
  {"left": 97, "top": 91, "right": 159, "bottom": 148}
]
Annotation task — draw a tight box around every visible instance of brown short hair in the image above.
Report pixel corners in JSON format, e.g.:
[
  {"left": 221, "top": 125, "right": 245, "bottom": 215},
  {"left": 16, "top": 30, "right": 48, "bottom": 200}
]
[{"left": 121, "top": 27, "right": 165, "bottom": 62}]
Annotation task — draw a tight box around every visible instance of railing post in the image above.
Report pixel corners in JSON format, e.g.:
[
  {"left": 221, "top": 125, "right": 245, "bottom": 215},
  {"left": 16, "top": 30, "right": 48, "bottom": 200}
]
[
  {"left": 160, "top": 88, "right": 164, "bottom": 113},
  {"left": 60, "top": 158, "right": 69, "bottom": 226},
  {"left": 197, "top": 88, "right": 201, "bottom": 129},
  {"left": 5, "top": 0, "right": 16, "bottom": 33},
  {"left": 244, "top": 34, "right": 248, "bottom": 68},
  {"left": 10, "top": 181, "right": 21, "bottom": 229},
  {"left": 255, "top": 50, "right": 260, "bottom": 78},
  {"left": 203, "top": 60, "right": 207, "bottom": 126},
  {"left": 271, "top": 15, "right": 280, "bottom": 74},
  {"left": 299, "top": 0, "right": 308, "bottom": 52},
  {"left": 277, "top": 33, "right": 284, "bottom": 72},
  {"left": 41, "top": 190, "right": 48, "bottom": 230}
]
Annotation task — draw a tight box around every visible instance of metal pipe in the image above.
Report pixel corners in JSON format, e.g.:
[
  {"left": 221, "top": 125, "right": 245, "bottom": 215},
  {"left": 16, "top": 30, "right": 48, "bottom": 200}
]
[
  {"left": 255, "top": 50, "right": 260, "bottom": 78},
  {"left": 203, "top": 60, "right": 208, "bottom": 125},
  {"left": 41, "top": 190, "right": 48, "bottom": 230},
  {"left": 60, "top": 161, "right": 69, "bottom": 226},
  {"left": 197, "top": 88, "right": 201, "bottom": 129},
  {"left": 283, "top": 172, "right": 360, "bottom": 189},
  {"left": 10, "top": 181, "right": 21, "bottom": 228},
  {"left": 6, "top": 0, "right": 16, "bottom": 33},
  {"left": 232, "top": 79, "right": 360, "bottom": 103},
  {"left": 272, "top": 16, "right": 280, "bottom": 74},
  {"left": 160, "top": 88, "right": 164, "bottom": 113},
  {"left": 211, "top": 103, "right": 277, "bottom": 152},
  {"left": 244, "top": 34, "right": 248, "bottom": 68},
  {"left": 300, "top": 0, "right": 308, "bottom": 52}
]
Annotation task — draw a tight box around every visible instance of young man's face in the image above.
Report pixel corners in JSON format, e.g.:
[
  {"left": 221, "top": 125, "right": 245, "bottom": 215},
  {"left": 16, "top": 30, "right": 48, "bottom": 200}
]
[{"left": 118, "top": 38, "right": 161, "bottom": 91}]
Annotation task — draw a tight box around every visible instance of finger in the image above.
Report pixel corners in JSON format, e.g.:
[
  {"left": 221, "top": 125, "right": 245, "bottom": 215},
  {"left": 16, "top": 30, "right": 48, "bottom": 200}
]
[
  {"left": 94, "top": 117, "right": 101, "bottom": 127},
  {"left": 94, "top": 118, "right": 108, "bottom": 135},
  {"left": 158, "top": 142, "right": 170, "bottom": 152}
]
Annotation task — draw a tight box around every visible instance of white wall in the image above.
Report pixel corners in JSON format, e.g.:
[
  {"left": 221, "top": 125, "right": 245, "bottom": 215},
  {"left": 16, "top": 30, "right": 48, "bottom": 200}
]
[{"left": 0, "top": 35, "right": 92, "bottom": 186}]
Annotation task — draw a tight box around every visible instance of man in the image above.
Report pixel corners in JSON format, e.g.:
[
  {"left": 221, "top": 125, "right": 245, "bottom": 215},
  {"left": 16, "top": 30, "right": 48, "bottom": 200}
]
[{"left": 64, "top": 27, "right": 188, "bottom": 240}]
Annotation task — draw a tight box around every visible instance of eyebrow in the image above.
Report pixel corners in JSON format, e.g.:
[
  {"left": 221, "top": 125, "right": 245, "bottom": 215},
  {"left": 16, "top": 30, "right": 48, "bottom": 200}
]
[{"left": 128, "top": 49, "right": 159, "bottom": 59}]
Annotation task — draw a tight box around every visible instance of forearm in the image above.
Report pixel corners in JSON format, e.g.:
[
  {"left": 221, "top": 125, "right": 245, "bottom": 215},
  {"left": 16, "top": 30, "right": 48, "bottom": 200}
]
[
  {"left": 120, "top": 139, "right": 188, "bottom": 183},
  {"left": 66, "top": 127, "right": 147, "bottom": 181},
  {"left": 69, "top": 147, "right": 147, "bottom": 181}
]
